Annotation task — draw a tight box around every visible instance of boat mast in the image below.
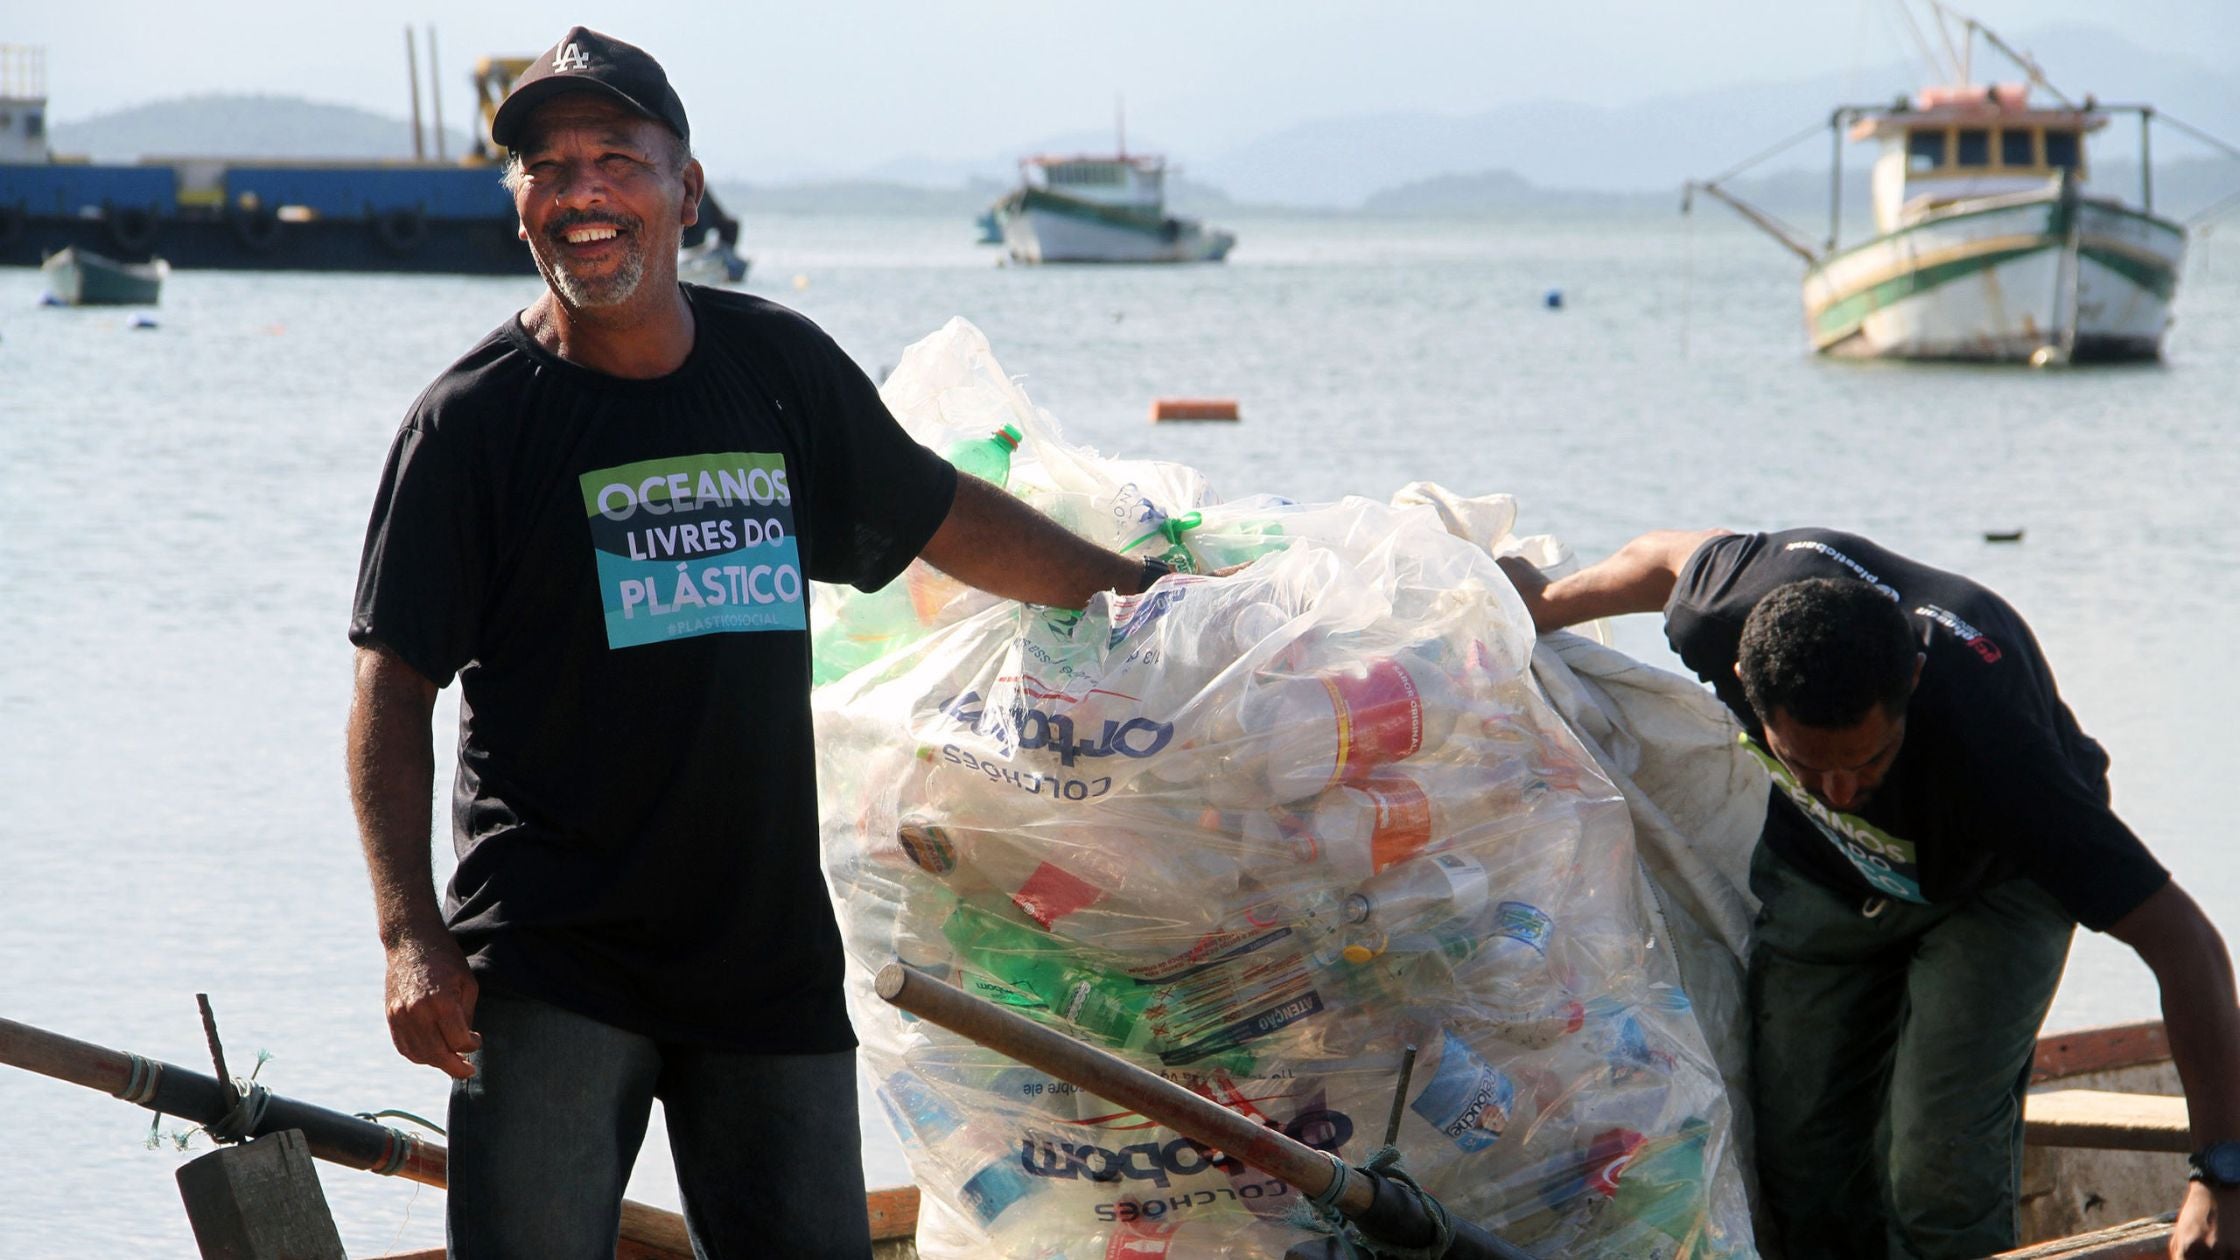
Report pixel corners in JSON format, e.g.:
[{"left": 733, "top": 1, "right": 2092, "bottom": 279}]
[
  {"left": 1829, "top": 109, "right": 1846, "bottom": 251},
  {"left": 1115, "top": 94, "right": 1126, "bottom": 159},
  {"left": 404, "top": 26, "right": 426, "bottom": 161},
  {"left": 1922, "top": 0, "right": 2077, "bottom": 109},
  {"left": 428, "top": 26, "right": 447, "bottom": 164}
]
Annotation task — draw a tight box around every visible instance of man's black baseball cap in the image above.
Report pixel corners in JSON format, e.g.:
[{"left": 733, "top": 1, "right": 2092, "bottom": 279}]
[{"left": 490, "top": 27, "right": 690, "bottom": 151}]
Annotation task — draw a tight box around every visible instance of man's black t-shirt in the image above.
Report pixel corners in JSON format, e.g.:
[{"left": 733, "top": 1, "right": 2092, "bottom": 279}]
[
  {"left": 350, "top": 286, "right": 958, "bottom": 1049},
  {"left": 1663, "top": 529, "right": 2166, "bottom": 930}
]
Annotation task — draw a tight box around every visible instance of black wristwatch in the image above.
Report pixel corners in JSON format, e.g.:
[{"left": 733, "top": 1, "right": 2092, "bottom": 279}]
[
  {"left": 1135, "top": 556, "right": 1174, "bottom": 594},
  {"left": 2189, "top": 1140, "right": 2240, "bottom": 1188}
]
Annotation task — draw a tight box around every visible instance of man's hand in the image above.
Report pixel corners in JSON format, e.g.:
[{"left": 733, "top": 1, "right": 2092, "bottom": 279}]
[
  {"left": 1496, "top": 555, "right": 1553, "bottom": 630},
  {"left": 383, "top": 926, "right": 482, "bottom": 1080},
  {"left": 2173, "top": 1180, "right": 2239, "bottom": 1257}
]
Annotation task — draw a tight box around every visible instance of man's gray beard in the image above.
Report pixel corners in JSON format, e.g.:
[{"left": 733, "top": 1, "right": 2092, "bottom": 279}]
[{"left": 546, "top": 244, "right": 647, "bottom": 309}]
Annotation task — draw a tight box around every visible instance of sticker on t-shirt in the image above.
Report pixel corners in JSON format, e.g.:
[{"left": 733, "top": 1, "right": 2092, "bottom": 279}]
[
  {"left": 1740, "top": 734, "right": 1927, "bottom": 903},
  {"left": 579, "top": 453, "right": 804, "bottom": 648}
]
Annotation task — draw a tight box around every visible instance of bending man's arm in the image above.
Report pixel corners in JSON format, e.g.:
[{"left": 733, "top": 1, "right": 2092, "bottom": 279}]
[
  {"left": 917, "top": 474, "right": 1149, "bottom": 609},
  {"left": 2104, "top": 880, "right": 2240, "bottom": 1256},
  {"left": 1496, "top": 528, "right": 1731, "bottom": 634},
  {"left": 346, "top": 644, "right": 480, "bottom": 1080}
]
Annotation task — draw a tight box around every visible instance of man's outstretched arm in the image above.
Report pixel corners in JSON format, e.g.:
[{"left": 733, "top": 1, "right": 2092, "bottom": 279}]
[
  {"left": 916, "top": 474, "right": 1151, "bottom": 609},
  {"left": 1496, "top": 528, "right": 1731, "bottom": 634},
  {"left": 346, "top": 643, "right": 480, "bottom": 1080},
  {"left": 2105, "top": 881, "right": 2240, "bottom": 1257}
]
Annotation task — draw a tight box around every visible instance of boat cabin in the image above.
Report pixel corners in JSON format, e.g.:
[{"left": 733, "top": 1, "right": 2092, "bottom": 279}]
[
  {"left": 1852, "top": 83, "right": 2105, "bottom": 233},
  {"left": 1019, "top": 154, "right": 1167, "bottom": 211},
  {"left": 0, "top": 45, "right": 50, "bottom": 165}
]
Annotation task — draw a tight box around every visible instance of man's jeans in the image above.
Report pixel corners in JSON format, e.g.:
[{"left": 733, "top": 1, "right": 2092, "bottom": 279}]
[
  {"left": 1748, "top": 844, "right": 2074, "bottom": 1260},
  {"left": 447, "top": 986, "right": 872, "bottom": 1260}
]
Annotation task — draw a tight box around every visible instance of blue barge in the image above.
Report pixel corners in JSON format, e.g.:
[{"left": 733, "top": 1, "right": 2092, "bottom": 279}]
[{"left": 0, "top": 47, "right": 739, "bottom": 276}]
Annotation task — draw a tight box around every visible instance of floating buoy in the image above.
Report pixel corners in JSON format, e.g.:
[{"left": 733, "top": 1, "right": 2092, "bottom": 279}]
[
  {"left": 1149, "top": 398, "right": 1240, "bottom": 423},
  {"left": 1983, "top": 529, "right": 2025, "bottom": 544},
  {"left": 1544, "top": 288, "right": 1564, "bottom": 310}
]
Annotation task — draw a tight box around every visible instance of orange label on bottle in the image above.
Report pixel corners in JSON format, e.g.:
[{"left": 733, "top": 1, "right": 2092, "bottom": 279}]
[{"left": 1360, "top": 776, "right": 1434, "bottom": 871}]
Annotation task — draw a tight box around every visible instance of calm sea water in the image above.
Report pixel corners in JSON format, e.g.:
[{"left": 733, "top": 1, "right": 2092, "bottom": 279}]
[{"left": 3, "top": 209, "right": 2236, "bottom": 1256}]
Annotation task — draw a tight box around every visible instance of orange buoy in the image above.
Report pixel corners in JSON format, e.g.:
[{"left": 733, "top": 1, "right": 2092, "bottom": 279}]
[{"left": 1149, "top": 398, "right": 1240, "bottom": 423}]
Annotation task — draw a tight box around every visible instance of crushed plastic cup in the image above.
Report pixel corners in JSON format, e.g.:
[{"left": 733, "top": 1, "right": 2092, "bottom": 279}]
[{"left": 1408, "top": 1027, "right": 1520, "bottom": 1153}]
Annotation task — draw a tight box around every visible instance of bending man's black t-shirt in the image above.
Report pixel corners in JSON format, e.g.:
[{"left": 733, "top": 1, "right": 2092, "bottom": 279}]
[
  {"left": 1663, "top": 529, "right": 2166, "bottom": 930},
  {"left": 350, "top": 286, "right": 958, "bottom": 1049}
]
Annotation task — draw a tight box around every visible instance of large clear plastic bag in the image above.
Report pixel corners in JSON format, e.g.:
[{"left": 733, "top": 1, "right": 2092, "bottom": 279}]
[{"left": 815, "top": 320, "right": 1756, "bottom": 1258}]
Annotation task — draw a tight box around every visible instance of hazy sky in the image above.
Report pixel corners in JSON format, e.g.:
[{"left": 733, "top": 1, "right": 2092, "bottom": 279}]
[{"left": 16, "top": 2, "right": 2239, "bottom": 180}]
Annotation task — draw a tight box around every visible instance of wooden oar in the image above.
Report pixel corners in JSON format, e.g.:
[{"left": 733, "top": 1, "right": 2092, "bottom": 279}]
[
  {"left": 0, "top": 1015, "right": 694, "bottom": 1260},
  {"left": 874, "top": 961, "right": 1534, "bottom": 1260}
]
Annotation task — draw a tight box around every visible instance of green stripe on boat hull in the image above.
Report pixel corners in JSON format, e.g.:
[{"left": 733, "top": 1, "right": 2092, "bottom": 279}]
[{"left": 1809, "top": 243, "right": 2054, "bottom": 342}]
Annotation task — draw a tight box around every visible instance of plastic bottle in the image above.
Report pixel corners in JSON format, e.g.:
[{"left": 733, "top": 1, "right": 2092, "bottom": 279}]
[
  {"left": 1303, "top": 762, "right": 1540, "bottom": 881},
  {"left": 940, "top": 900, "right": 1157, "bottom": 1051},
  {"left": 879, "top": 1070, "right": 1043, "bottom": 1229},
  {"left": 1335, "top": 853, "right": 1491, "bottom": 964},
  {"left": 1243, "top": 642, "right": 1464, "bottom": 803},
  {"left": 1603, "top": 1118, "right": 1720, "bottom": 1248},
  {"left": 1144, "top": 923, "right": 1330, "bottom": 1071},
  {"left": 907, "top": 424, "right": 1022, "bottom": 621},
  {"left": 811, "top": 589, "right": 913, "bottom": 685},
  {"left": 946, "top": 423, "right": 1023, "bottom": 487}
]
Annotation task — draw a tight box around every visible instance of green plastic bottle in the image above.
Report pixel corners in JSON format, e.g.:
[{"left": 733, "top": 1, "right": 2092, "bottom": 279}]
[
  {"left": 945, "top": 424, "right": 1023, "bottom": 487},
  {"left": 940, "top": 900, "right": 1154, "bottom": 1050}
]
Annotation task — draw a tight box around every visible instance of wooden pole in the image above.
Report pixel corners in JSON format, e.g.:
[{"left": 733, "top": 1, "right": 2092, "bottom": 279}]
[
  {"left": 0, "top": 1015, "right": 694, "bottom": 1259},
  {"left": 874, "top": 961, "right": 1369, "bottom": 1214},
  {"left": 875, "top": 963, "right": 1538, "bottom": 1259}
]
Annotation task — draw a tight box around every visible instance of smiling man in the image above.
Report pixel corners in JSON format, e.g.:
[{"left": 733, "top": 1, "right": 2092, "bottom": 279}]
[
  {"left": 1501, "top": 528, "right": 2240, "bottom": 1259},
  {"left": 345, "top": 27, "right": 1164, "bottom": 1260}
]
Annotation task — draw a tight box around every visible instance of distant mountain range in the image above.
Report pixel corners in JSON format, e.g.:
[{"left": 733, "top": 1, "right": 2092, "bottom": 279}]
[
  {"left": 1360, "top": 156, "right": 2240, "bottom": 225},
  {"left": 40, "top": 23, "right": 2240, "bottom": 215},
  {"left": 1096, "top": 25, "right": 2240, "bottom": 208},
  {"left": 49, "top": 93, "right": 476, "bottom": 163}
]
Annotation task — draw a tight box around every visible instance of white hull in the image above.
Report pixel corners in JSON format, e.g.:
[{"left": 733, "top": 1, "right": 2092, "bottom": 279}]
[
  {"left": 998, "top": 199, "right": 1233, "bottom": 265},
  {"left": 1802, "top": 189, "right": 2183, "bottom": 362}
]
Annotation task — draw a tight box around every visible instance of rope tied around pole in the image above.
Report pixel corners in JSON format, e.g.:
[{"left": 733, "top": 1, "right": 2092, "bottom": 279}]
[
  {"left": 112, "top": 1051, "right": 162, "bottom": 1105},
  {"left": 1289, "top": 1146, "right": 1456, "bottom": 1260},
  {"left": 202, "top": 1078, "right": 273, "bottom": 1144}
]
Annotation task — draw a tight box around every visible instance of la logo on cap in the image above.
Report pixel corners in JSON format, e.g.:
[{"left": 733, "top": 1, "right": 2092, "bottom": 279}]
[{"left": 553, "top": 42, "right": 591, "bottom": 72}]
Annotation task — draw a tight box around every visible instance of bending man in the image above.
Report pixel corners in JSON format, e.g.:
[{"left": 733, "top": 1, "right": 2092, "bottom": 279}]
[{"left": 1502, "top": 527, "right": 2238, "bottom": 1259}]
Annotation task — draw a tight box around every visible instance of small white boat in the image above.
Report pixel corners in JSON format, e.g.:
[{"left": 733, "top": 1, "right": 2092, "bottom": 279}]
[
  {"left": 41, "top": 246, "right": 167, "bottom": 306},
  {"left": 1689, "top": 2, "right": 2204, "bottom": 364},
  {"left": 677, "top": 234, "right": 749, "bottom": 286},
  {"left": 995, "top": 152, "right": 1234, "bottom": 265}
]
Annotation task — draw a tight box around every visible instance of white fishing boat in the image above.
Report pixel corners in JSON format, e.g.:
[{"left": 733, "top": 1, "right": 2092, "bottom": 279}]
[
  {"left": 995, "top": 151, "right": 1234, "bottom": 265},
  {"left": 1689, "top": 2, "right": 2209, "bottom": 365}
]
